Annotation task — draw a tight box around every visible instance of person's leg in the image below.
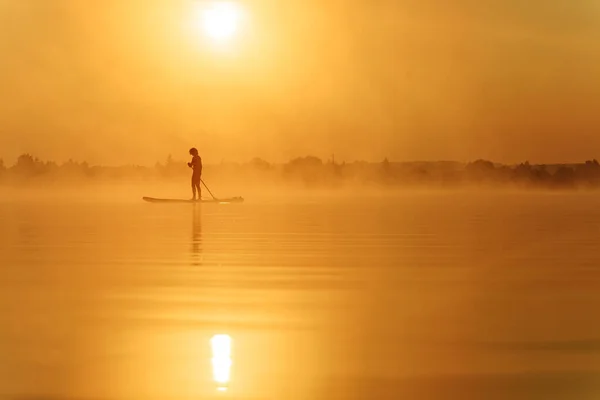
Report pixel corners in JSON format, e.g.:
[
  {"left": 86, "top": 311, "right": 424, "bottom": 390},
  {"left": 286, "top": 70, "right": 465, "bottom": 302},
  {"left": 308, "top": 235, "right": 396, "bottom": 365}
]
[
  {"left": 195, "top": 181, "right": 202, "bottom": 200},
  {"left": 191, "top": 177, "right": 197, "bottom": 200}
]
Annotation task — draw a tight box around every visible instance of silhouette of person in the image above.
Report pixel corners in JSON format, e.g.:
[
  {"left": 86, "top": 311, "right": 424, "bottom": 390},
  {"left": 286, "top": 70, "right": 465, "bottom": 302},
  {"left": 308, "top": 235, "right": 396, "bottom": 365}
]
[{"left": 187, "top": 147, "right": 203, "bottom": 201}]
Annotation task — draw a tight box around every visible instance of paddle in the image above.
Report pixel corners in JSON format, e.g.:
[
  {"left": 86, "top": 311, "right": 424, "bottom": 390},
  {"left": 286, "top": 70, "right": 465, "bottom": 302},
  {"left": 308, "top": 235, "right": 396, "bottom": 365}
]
[{"left": 201, "top": 179, "right": 218, "bottom": 201}]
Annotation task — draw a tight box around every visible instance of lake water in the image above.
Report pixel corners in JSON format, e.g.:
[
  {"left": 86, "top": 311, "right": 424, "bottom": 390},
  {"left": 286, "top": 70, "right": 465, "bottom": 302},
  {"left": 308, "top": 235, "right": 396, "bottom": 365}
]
[{"left": 1, "top": 191, "right": 600, "bottom": 399}]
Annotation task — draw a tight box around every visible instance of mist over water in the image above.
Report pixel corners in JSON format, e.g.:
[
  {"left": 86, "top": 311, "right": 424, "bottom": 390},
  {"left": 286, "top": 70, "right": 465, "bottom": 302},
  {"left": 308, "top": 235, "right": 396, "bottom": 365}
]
[{"left": 2, "top": 190, "right": 600, "bottom": 399}]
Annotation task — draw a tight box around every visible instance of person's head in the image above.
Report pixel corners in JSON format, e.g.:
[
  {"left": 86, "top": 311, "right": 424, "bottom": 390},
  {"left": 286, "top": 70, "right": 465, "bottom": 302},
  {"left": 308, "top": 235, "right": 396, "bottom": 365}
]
[{"left": 189, "top": 147, "right": 198, "bottom": 156}]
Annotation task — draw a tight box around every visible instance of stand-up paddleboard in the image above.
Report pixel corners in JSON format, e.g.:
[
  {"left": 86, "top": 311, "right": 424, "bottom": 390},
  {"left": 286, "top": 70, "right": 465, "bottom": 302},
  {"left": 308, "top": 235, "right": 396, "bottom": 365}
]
[{"left": 143, "top": 196, "right": 244, "bottom": 204}]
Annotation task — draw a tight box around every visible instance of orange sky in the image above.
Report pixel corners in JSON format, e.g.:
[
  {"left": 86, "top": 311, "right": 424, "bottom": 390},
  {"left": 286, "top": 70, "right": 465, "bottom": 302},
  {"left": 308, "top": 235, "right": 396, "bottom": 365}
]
[{"left": 1, "top": 0, "right": 600, "bottom": 165}]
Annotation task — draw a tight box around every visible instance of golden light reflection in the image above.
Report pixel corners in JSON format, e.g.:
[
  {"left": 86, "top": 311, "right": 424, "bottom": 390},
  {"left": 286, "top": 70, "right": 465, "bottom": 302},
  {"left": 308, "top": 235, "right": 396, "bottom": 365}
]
[{"left": 210, "top": 334, "right": 232, "bottom": 390}]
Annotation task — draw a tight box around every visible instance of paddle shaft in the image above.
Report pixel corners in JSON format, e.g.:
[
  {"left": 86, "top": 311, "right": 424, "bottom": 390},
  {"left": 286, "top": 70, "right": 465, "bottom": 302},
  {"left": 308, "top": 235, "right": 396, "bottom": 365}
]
[{"left": 201, "top": 179, "right": 218, "bottom": 200}]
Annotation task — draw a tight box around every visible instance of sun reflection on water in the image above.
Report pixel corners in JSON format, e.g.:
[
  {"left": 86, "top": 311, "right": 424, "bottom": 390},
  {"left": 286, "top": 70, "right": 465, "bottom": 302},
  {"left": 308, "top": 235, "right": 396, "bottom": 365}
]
[{"left": 211, "top": 334, "right": 232, "bottom": 391}]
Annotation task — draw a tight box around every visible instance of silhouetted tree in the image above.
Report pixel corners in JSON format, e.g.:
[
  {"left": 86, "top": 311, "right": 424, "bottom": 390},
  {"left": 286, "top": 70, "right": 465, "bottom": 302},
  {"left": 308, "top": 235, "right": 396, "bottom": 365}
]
[
  {"left": 465, "top": 159, "right": 496, "bottom": 182},
  {"left": 284, "top": 156, "right": 324, "bottom": 185},
  {"left": 531, "top": 165, "right": 552, "bottom": 185},
  {"left": 157, "top": 154, "right": 186, "bottom": 178},
  {"left": 552, "top": 166, "right": 576, "bottom": 188},
  {"left": 249, "top": 157, "right": 271, "bottom": 170},
  {"left": 15, "top": 154, "right": 34, "bottom": 170},
  {"left": 512, "top": 161, "right": 534, "bottom": 184},
  {"left": 54, "top": 159, "right": 90, "bottom": 178},
  {"left": 12, "top": 154, "right": 46, "bottom": 177},
  {"left": 570, "top": 160, "right": 599, "bottom": 187},
  {"left": 467, "top": 159, "right": 494, "bottom": 170},
  {"left": 494, "top": 165, "right": 513, "bottom": 183},
  {"left": 286, "top": 156, "right": 323, "bottom": 169}
]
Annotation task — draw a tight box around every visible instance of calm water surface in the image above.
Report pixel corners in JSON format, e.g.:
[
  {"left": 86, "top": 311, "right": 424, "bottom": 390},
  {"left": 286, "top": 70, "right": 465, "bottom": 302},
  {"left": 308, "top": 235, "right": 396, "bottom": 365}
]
[{"left": 1, "top": 191, "right": 600, "bottom": 399}]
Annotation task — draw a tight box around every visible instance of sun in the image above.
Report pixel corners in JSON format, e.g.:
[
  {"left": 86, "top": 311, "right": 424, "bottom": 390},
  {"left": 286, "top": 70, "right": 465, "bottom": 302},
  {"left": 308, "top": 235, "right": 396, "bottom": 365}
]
[{"left": 196, "top": 1, "right": 242, "bottom": 42}]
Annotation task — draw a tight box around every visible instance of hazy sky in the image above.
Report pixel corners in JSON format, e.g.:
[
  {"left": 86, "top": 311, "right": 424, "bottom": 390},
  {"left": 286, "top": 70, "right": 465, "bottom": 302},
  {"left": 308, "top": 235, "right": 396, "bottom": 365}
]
[{"left": 1, "top": 0, "right": 600, "bottom": 165}]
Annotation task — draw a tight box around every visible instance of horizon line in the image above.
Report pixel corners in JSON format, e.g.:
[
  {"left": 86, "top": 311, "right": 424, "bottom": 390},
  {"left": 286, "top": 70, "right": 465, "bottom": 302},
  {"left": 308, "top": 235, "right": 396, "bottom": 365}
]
[{"left": 1, "top": 154, "right": 598, "bottom": 169}]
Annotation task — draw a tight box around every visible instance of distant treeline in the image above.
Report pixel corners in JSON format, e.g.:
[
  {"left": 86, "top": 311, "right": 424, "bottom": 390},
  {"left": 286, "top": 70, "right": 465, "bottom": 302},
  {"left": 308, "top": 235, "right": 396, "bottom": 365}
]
[{"left": 2, "top": 153, "right": 600, "bottom": 189}]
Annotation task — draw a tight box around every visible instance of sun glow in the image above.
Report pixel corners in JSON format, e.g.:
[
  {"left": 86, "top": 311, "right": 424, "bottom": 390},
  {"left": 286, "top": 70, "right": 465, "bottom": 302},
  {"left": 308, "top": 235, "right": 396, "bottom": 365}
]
[{"left": 195, "top": 1, "right": 242, "bottom": 42}]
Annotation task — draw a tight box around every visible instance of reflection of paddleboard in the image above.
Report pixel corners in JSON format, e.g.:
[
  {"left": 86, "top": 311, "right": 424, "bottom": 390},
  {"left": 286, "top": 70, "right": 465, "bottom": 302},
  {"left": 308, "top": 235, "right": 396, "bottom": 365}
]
[{"left": 142, "top": 196, "right": 244, "bottom": 204}]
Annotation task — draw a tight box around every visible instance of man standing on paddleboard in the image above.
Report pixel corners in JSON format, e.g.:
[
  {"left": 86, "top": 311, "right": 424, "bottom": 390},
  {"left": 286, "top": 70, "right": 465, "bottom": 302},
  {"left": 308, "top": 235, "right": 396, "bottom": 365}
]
[{"left": 187, "top": 148, "right": 203, "bottom": 201}]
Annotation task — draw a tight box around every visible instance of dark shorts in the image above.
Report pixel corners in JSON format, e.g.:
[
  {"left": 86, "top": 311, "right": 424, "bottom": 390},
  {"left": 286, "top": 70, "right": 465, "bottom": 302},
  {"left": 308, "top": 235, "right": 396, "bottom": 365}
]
[{"left": 192, "top": 174, "right": 201, "bottom": 184}]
